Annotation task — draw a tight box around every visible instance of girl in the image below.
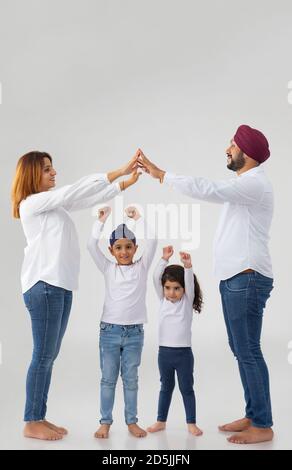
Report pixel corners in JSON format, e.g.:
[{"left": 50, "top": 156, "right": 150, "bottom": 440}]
[
  {"left": 11, "top": 150, "right": 140, "bottom": 441},
  {"left": 148, "top": 246, "right": 203, "bottom": 436}
]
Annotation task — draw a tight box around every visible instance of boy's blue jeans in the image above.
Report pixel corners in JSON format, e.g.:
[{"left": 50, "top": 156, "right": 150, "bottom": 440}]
[
  {"left": 23, "top": 281, "right": 72, "bottom": 422},
  {"left": 220, "top": 271, "right": 274, "bottom": 428},
  {"left": 99, "top": 322, "right": 144, "bottom": 425}
]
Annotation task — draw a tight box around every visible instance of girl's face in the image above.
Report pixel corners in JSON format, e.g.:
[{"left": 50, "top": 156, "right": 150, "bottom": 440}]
[
  {"left": 163, "top": 280, "right": 185, "bottom": 303},
  {"left": 40, "top": 157, "right": 57, "bottom": 191},
  {"left": 109, "top": 238, "right": 138, "bottom": 265}
]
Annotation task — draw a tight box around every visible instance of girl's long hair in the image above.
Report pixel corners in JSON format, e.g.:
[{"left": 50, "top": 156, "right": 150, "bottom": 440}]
[
  {"left": 161, "top": 264, "right": 203, "bottom": 313},
  {"left": 11, "top": 151, "right": 52, "bottom": 218}
]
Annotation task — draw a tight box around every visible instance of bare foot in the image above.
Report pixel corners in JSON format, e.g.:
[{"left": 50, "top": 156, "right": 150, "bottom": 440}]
[
  {"left": 24, "top": 422, "right": 63, "bottom": 441},
  {"left": 219, "top": 417, "right": 252, "bottom": 433},
  {"left": 94, "top": 424, "right": 111, "bottom": 439},
  {"left": 128, "top": 423, "right": 147, "bottom": 438},
  {"left": 188, "top": 423, "right": 203, "bottom": 436},
  {"left": 227, "top": 426, "right": 274, "bottom": 444},
  {"left": 43, "top": 420, "right": 68, "bottom": 435},
  {"left": 147, "top": 421, "right": 166, "bottom": 433}
]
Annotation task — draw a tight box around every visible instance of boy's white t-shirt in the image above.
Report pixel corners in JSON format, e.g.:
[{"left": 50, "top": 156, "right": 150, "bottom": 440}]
[
  {"left": 87, "top": 217, "right": 157, "bottom": 325},
  {"left": 153, "top": 258, "right": 195, "bottom": 347}
]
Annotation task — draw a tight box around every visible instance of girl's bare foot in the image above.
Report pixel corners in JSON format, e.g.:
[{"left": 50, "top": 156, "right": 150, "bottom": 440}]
[
  {"left": 219, "top": 417, "right": 252, "bottom": 433},
  {"left": 43, "top": 420, "right": 68, "bottom": 435},
  {"left": 128, "top": 423, "right": 147, "bottom": 438},
  {"left": 188, "top": 423, "right": 203, "bottom": 436},
  {"left": 24, "top": 422, "right": 63, "bottom": 441},
  {"left": 94, "top": 424, "right": 111, "bottom": 439},
  {"left": 227, "top": 426, "right": 274, "bottom": 444},
  {"left": 147, "top": 421, "right": 166, "bottom": 433}
]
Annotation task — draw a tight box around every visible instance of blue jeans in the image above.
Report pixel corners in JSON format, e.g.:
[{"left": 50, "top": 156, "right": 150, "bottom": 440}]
[
  {"left": 23, "top": 281, "right": 72, "bottom": 422},
  {"left": 157, "top": 346, "right": 196, "bottom": 424},
  {"left": 220, "top": 271, "right": 274, "bottom": 428},
  {"left": 99, "top": 322, "right": 144, "bottom": 425}
]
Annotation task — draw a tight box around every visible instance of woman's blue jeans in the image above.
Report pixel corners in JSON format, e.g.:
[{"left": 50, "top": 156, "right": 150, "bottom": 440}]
[
  {"left": 23, "top": 281, "right": 72, "bottom": 422},
  {"left": 220, "top": 271, "right": 274, "bottom": 428}
]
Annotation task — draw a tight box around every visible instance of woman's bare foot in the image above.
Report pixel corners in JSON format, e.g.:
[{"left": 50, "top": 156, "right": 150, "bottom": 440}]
[
  {"left": 128, "top": 423, "right": 147, "bottom": 438},
  {"left": 188, "top": 423, "right": 203, "bottom": 436},
  {"left": 43, "top": 420, "right": 68, "bottom": 435},
  {"left": 227, "top": 426, "right": 274, "bottom": 444},
  {"left": 219, "top": 417, "right": 252, "bottom": 433},
  {"left": 94, "top": 424, "right": 111, "bottom": 439},
  {"left": 147, "top": 421, "right": 166, "bottom": 433},
  {"left": 24, "top": 422, "right": 63, "bottom": 441}
]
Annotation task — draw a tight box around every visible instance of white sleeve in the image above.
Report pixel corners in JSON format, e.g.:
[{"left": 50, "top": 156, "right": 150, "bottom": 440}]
[
  {"left": 21, "top": 173, "right": 111, "bottom": 215},
  {"left": 153, "top": 258, "right": 168, "bottom": 300},
  {"left": 164, "top": 172, "right": 265, "bottom": 205},
  {"left": 64, "top": 182, "right": 121, "bottom": 212},
  {"left": 184, "top": 267, "right": 195, "bottom": 305},
  {"left": 87, "top": 219, "right": 112, "bottom": 272},
  {"left": 132, "top": 216, "right": 158, "bottom": 271}
]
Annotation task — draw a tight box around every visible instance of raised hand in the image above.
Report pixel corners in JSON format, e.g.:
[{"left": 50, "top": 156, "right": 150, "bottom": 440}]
[
  {"left": 120, "top": 169, "right": 142, "bottom": 191},
  {"left": 162, "top": 245, "right": 174, "bottom": 261},
  {"left": 125, "top": 206, "right": 141, "bottom": 221},
  {"left": 120, "top": 150, "right": 140, "bottom": 176},
  {"left": 179, "top": 251, "right": 192, "bottom": 268},
  {"left": 98, "top": 206, "right": 111, "bottom": 223},
  {"left": 137, "top": 148, "right": 165, "bottom": 183}
]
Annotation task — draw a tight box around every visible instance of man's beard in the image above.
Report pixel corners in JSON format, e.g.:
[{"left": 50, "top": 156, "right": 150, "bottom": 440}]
[{"left": 227, "top": 151, "right": 245, "bottom": 171}]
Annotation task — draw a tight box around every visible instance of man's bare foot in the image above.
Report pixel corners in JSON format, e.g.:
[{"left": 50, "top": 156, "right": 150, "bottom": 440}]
[
  {"left": 227, "top": 426, "right": 274, "bottom": 444},
  {"left": 128, "top": 423, "right": 147, "bottom": 438},
  {"left": 147, "top": 421, "right": 166, "bottom": 433},
  {"left": 219, "top": 417, "right": 252, "bottom": 433},
  {"left": 43, "top": 420, "right": 68, "bottom": 435},
  {"left": 94, "top": 424, "right": 111, "bottom": 439},
  {"left": 188, "top": 423, "right": 203, "bottom": 436},
  {"left": 24, "top": 422, "right": 63, "bottom": 441}
]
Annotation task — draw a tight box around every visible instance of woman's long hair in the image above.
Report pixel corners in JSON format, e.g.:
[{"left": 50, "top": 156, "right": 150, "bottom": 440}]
[
  {"left": 161, "top": 264, "right": 203, "bottom": 313},
  {"left": 11, "top": 151, "right": 52, "bottom": 218}
]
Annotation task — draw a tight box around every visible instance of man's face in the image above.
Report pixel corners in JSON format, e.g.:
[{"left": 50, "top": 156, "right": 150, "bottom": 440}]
[{"left": 226, "top": 140, "right": 246, "bottom": 172}]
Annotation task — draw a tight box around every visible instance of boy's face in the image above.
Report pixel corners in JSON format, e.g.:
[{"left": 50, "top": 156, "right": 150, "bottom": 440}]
[
  {"left": 108, "top": 238, "right": 138, "bottom": 265},
  {"left": 163, "top": 280, "right": 185, "bottom": 303}
]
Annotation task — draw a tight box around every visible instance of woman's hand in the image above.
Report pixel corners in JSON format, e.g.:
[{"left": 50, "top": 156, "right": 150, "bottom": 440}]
[
  {"left": 179, "top": 251, "right": 192, "bottom": 269},
  {"left": 162, "top": 245, "right": 174, "bottom": 261},
  {"left": 98, "top": 206, "right": 111, "bottom": 223},
  {"left": 107, "top": 150, "right": 140, "bottom": 183},
  {"left": 120, "top": 169, "right": 142, "bottom": 191},
  {"left": 137, "top": 148, "right": 166, "bottom": 183},
  {"left": 125, "top": 206, "right": 141, "bottom": 221}
]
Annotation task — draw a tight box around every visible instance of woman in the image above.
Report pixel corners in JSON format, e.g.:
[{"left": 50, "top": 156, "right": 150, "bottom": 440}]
[{"left": 11, "top": 150, "right": 141, "bottom": 441}]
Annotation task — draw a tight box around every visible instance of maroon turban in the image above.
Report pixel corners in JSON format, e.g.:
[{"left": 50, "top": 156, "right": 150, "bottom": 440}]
[{"left": 234, "top": 125, "right": 270, "bottom": 164}]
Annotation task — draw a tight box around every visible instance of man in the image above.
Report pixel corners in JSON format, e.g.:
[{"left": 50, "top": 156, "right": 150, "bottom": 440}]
[{"left": 137, "top": 125, "right": 274, "bottom": 445}]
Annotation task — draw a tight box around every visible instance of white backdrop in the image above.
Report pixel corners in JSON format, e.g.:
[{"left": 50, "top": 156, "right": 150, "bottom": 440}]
[{"left": 0, "top": 0, "right": 292, "bottom": 450}]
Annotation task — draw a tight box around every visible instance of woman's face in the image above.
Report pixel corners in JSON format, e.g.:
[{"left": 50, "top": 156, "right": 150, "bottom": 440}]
[{"left": 40, "top": 157, "right": 57, "bottom": 191}]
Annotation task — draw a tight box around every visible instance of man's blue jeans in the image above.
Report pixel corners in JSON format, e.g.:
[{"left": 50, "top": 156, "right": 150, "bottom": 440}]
[
  {"left": 99, "top": 322, "right": 144, "bottom": 425},
  {"left": 220, "top": 271, "right": 274, "bottom": 428},
  {"left": 23, "top": 281, "right": 72, "bottom": 422}
]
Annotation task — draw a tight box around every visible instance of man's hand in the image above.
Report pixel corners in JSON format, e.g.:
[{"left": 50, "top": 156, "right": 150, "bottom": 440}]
[
  {"left": 98, "top": 206, "right": 111, "bottom": 223},
  {"left": 137, "top": 148, "right": 166, "bottom": 183},
  {"left": 125, "top": 206, "right": 141, "bottom": 221},
  {"left": 162, "top": 245, "right": 174, "bottom": 261},
  {"left": 179, "top": 251, "right": 192, "bottom": 269}
]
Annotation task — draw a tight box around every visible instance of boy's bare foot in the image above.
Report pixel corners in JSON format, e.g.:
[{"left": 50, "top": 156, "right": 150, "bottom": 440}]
[
  {"left": 24, "top": 422, "right": 63, "bottom": 441},
  {"left": 219, "top": 417, "right": 252, "bottom": 433},
  {"left": 147, "top": 421, "right": 166, "bottom": 433},
  {"left": 128, "top": 423, "right": 147, "bottom": 438},
  {"left": 94, "top": 424, "right": 111, "bottom": 439},
  {"left": 188, "top": 423, "right": 203, "bottom": 436},
  {"left": 227, "top": 426, "right": 274, "bottom": 444},
  {"left": 43, "top": 420, "right": 68, "bottom": 435}
]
